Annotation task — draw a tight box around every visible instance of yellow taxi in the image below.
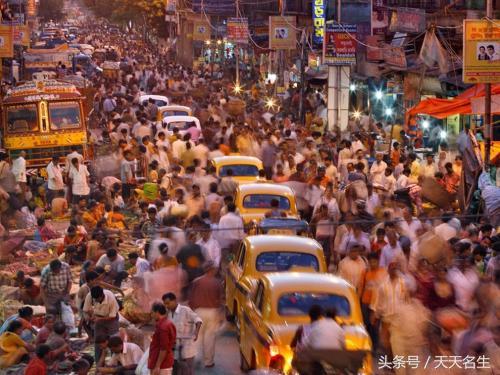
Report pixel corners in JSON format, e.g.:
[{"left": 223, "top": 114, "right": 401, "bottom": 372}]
[
  {"left": 239, "top": 272, "right": 372, "bottom": 374},
  {"left": 226, "top": 236, "right": 326, "bottom": 325},
  {"left": 235, "top": 183, "right": 299, "bottom": 224},
  {"left": 210, "top": 156, "right": 263, "bottom": 184},
  {"left": 156, "top": 105, "right": 192, "bottom": 123}
]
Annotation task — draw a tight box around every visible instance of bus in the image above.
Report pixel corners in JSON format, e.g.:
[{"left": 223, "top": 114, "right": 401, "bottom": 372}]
[{"left": 1, "top": 79, "right": 88, "bottom": 169}]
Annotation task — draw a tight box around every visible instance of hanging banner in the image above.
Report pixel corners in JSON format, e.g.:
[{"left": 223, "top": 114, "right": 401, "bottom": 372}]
[
  {"left": 383, "top": 45, "right": 407, "bottom": 69},
  {"left": 192, "top": 20, "right": 211, "bottom": 41},
  {"left": 312, "top": 0, "right": 325, "bottom": 47},
  {"left": 269, "top": 16, "right": 297, "bottom": 50},
  {"left": 27, "top": 0, "right": 37, "bottom": 18},
  {"left": 227, "top": 17, "right": 248, "bottom": 44},
  {"left": 324, "top": 23, "right": 357, "bottom": 66},
  {"left": 14, "top": 25, "right": 30, "bottom": 47},
  {"left": 389, "top": 7, "right": 426, "bottom": 34},
  {"left": 0, "top": 25, "right": 14, "bottom": 58},
  {"left": 372, "top": 0, "right": 388, "bottom": 36},
  {"left": 463, "top": 19, "right": 500, "bottom": 84},
  {"left": 366, "top": 35, "right": 384, "bottom": 61}
]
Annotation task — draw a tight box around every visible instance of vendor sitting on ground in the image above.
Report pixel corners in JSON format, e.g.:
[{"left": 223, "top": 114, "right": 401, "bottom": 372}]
[
  {"left": 0, "top": 320, "right": 34, "bottom": 369},
  {"left": 0, "top": 306, "right": 37, "bottom": 342},
  {"left": 20, "top": 278, "right": 42, "bottom": 306},
  {"left": 96, "top": 335, "right": 144, "bottom": 374}
]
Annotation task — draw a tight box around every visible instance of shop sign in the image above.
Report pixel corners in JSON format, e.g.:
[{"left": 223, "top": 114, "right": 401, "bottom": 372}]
[
  {"left": 269, "top": 16, "right": 297, "bottom": 50},
  {"left": 390, "top": 7, "right": 426, "bottom": 34},
  {"left": 383, "top": 45, "right": 407, "bottom": 69},
  {"left": 323, "top": 23, "right": 357, "bottom": 66},
  {"left": 463, "top": 19, "right": 500, "bottom": 84},
  {"left": 193, "top": 20, "right": 211, "bottom": 41},
  {"left": 0, "top": 26, "right": 14, "bottom": 58},
  {"left": 372, "top": 0, "right": 389, "bottom": 36},
  {"left": 366, "top": 35, "right": 384, "bottom": 61},
  {"left": 312, "top": 0, "right": 325, "bottom": 46},
  {"left": 227, "top": 17, "right": 248, "bottom": 44}
]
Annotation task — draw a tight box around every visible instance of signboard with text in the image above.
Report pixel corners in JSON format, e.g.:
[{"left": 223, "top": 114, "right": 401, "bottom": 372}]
[
  {"left": 193, "top": 20, "right": 211, "bottom": 41},
  {"left": 383, "top": 45, "right": 407, "bottom": 69},
  {"left": 227, "top": 17, "right": 248, "bottom": 44},
  {"left": 463, "top": 19, "right": 500, "bottom": 83},
  {"left": 372, "top": 0, "right": 388, "bottom": 36},
  {"left": 0, "top": 26, "right": 14, "bottom": 58},
  {"left": 269, "top": 16, "right": 297, "bottom": 50},
  {"left": 324, "top": 24, "right": 357, "bottom": 66},
  {"left": 390, "top": 7, "right": 426, "bottom": 34},
  {"left": 14, "top": 25, "right": 30, "bottom": 47},
  {"left": 312, "top": 0, "right": 325, "bottom": 47}
]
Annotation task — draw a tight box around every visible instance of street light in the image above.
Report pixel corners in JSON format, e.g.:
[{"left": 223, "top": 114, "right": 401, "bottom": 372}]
[
  {"left": 349, "top": 83, "right": 356, "bottom": 92},
  {"left": 385, "top": 107, "right": 393, "bottom": 117},
  {"left": 233, "top": 84, "right": 242, "bottom": 94},
  {"left": 265, "top": 97, "right": 276, "bottom": 110},
  {"left": 217, "top": 39, "right": 222, "bottom": 45},
  {"left": 422, "top": 120, "right": 430, "bottom": 129},
  {"left": 374, "top": 90, "right": 383, "bottom": 100},
  {"left": 352, "top": 110, "right": 361, "bottom": 120},
  {"left": 205, "top": 40, "right": 211, "bottom": 45},
  {"left": 440, "top": 130, "right": 447, "bottom": 139}
]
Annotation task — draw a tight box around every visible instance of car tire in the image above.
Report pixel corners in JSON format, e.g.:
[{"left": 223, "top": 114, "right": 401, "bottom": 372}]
[{"left": 240, "top": 349, "right": 250, "bottom": 372}]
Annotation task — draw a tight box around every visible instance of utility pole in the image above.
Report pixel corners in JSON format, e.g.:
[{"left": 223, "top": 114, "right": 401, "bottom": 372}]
[
  {"left": 235, "top": 0, "right": 240, "bottom": 88},
  {"left": 299, "top": 29, "right": 306, "bottom": 124},
  {"left": 484, "top": 0, "right": 493, "bottom": 167},
  {"left": 278, "top": 0, "right": 285, "bottom": 89}
]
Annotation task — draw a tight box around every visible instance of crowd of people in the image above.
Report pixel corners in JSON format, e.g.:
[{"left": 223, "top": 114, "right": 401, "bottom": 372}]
[{"left": 0, "top": 13, "right": 498, "bottom": 375}]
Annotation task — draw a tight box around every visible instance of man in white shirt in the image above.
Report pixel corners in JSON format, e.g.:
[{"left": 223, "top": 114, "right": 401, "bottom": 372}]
[
  {"left": 380, "top": 228, "right": 404, "bottom": 268},
  {"left": 446, "top": 256, "right": 479, "bottom": 312},
  {"left": 196, "top": 224, "right": 222, "bottom": 268},
  {"left": 65, "top": 145, "right": 84, "bottom": 172},
  {"left": 217, "top": 203, "right": 245, "bottom": 250},
  {"left": 369, "top": 152, "right": 387, "bottom": 185},
  {"left": 46, "top": 155, "right": 65, "bottom": 206},
  {"left": 97, "top": 335, "right": 144, "bottom": 374},
  {"left": 128, "top": 252, "right": 151, "bottom": 277},
  {"left": 420, "top": 153, "right": 437, "bottom": 178},
  {"left": 303, "top": 307, "right": 344, "bottom": 350},
  {"left": 193, "top": 138, "right": 209, "bottom": 168},
  {"left": 398, "top": 208, "right": 423, "bottom": 243},
  {"left": 11, "top": 151, "right": 26, "bottom": 186},
  {"left": 381, "top": 168, "right": 396, "bottom": 196},
  {"left": 163, "top": 293, "right": 202, "bottom": 375},
  {"left": 83, "top": 286, "right": 120, "bottom": 362},
  {"left": 396, "top": 168, "right": 411, "bottom": 190},
  {"left": 68, "top": 157, "right": 90, "bottom": 203},
  {"left": 338, "top": 224, "right": 371, "bottom": 256}
]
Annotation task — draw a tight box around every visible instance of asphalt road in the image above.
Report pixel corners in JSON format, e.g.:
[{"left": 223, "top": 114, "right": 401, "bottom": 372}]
[{"left": 194, "top": 323, "right": 244, "bottom": 375}]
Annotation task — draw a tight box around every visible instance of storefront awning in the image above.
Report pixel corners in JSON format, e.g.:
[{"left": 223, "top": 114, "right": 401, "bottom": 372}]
[{"left": 408, "top": 84, "right": 500, "bottom": 119}]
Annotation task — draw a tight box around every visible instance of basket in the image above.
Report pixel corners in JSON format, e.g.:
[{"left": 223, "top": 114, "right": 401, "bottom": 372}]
[
  {"left": 224, "top": 99, "right": 246, "bottom": 116},
  {"left": 188, "top": 88, "right": 207, "bottom": 99}
]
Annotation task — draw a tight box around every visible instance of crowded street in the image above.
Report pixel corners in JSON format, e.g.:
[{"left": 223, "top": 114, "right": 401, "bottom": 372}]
[{"left": 0, "top": 0, "right": 499, "bottom": 374}]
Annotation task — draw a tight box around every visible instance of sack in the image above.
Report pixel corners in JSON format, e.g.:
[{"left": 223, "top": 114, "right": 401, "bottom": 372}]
[
  {"left": 60, "top": 301, "right": 76, "bottom": 333},
  {"left": 418, "top": 231, "right": 447, "bottom": 264},
  {"left": 135, "top": 348, "right": 150, "bottom": 375}
]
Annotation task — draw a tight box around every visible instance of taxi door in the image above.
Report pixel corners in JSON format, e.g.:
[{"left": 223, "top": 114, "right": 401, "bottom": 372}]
[
  {"left": 226, "top": 242, "right": 246, "bottom": 319},
  {"left": 240, "top": 281, "right": 272, "bottom": 369}
]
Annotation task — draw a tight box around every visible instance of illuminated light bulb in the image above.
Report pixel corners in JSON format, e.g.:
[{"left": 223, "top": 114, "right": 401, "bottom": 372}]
[
  {"left": 375, "top": 90, "right": 383, "bottom": 100},
  {"left": 349, "top": 83, "right": 356, "bottom": 92},
  {"left": 422, "top": 120, "right": 430, "bottom": 129},
  {"left": 385, "top": 107, "right": 393, "bottom": 116},
  {"left": 440, "top": 130, "right": 447, "bottom": 139}
]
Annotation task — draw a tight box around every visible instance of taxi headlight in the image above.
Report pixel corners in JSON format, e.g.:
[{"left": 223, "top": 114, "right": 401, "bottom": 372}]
[{"left": 344, "top": 335, "right": 372, "bottom": 351}]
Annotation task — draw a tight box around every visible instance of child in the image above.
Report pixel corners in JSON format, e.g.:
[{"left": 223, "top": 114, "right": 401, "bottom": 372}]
[
  {"left": 106, "top": 205, "right": 127, "bottom": 230},
  {"left": 371, "top": 228, "right": 387, "bottom": 257}
]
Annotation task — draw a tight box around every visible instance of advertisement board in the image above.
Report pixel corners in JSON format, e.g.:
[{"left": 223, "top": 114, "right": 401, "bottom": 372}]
[
  {"left": 383, "top": 45, "right": 407, "bottom": 69},
  {"left": 463, "top": 19, "right": 500, "bottom": 83},
  {"left": 312, "top": 0, "right": 326, "bottom": 47},
  {"left": 193, "top": 20, "right": 211, "bottom": 41},
  {"left": 227, "top": 17, "right": 248, "bottom": 44},
  {"left": 0, "top": 26, "right": 14, "bottom": 58},
  {"left": 372, "top": 0, "right": 388, "bottom": 36},
  {"left": 14, "top": 25, "right": 30, "bottom": 47},
  {"left": 324, "top": 24, "right": 357, "bottom": 66},
  {"left": 389, "top": 7, "right": 426, "bottom": 34},
  {"left": 269, "top": 16, "right": 297, "bottom": 50}
]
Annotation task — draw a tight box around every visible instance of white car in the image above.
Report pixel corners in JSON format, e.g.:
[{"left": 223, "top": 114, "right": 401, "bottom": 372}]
[
  {"left": 157, "top": 115, "right": 201, "bottom": 138},
  {"left": 140, "top": 94, "right": 169, "bottom": 108}
]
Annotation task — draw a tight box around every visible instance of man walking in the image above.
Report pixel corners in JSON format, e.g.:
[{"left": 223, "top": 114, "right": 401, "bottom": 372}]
[
  {"left": 149, "top": 303, "right": 176, "bottom": 375},
  {"left": 46, "top": 155, "right": 65, "bottom": 207},
  {"left": 40, "top": 259, "right": 72, "bottom": 316},
  {"left": 162, "top": 293, "right": 202, "bottom": 375},
  {"left": 188, "top": 262, "right": 224, "bottom": 368}
]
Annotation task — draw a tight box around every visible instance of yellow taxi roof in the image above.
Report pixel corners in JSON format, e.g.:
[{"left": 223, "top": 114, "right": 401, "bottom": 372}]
[
  {"left": 237, "top": 183, "right": 295, "bottom": 196},
  {"left": 244, "top": 235, "right": 322, "bottom": 253},
  {"left": 262, "top": 272, "right": 353, "bottom": 294},
  {"left": 212, "top": 156, "right": 263, "bottom": 167}
]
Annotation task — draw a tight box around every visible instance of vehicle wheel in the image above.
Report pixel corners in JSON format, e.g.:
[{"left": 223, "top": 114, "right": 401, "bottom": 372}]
[
  {"left": 240, "top": 349, "right": 250, "bottom": 372},
  {"left": 233, "top": 301, "right": 239, "bottom": 327}
]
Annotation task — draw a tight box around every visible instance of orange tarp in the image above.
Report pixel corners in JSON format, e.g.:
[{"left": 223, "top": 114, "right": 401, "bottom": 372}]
[{"left": 408, "top": 84, "right": 500, "bottom": 119}]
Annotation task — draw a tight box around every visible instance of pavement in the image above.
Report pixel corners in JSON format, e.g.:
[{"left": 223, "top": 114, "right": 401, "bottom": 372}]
[{"left": 194, "top": 323, "right": 243, "bottom": 375}]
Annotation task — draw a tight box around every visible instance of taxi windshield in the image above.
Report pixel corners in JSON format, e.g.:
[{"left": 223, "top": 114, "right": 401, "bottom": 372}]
[
  {"left": 6, "top": 104, "right": 38, "bottom": 133},
  {"left": 220, "top": 164, "right": 259, "bottom": 177},
  {"left": 49, "top": 102, "right": 81, "bottom": 130},
  {"left": 256, "top": 252, "right": 319, "bottom": 272},
  {"left": 278, "top": 293, "right": 351, "bottom": 317},
  {"left": 162, "top": 110, "right": 189, "bottom": 118},
  {"left": 243, "top": 194, "right": 290, "bottom": 209}
]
